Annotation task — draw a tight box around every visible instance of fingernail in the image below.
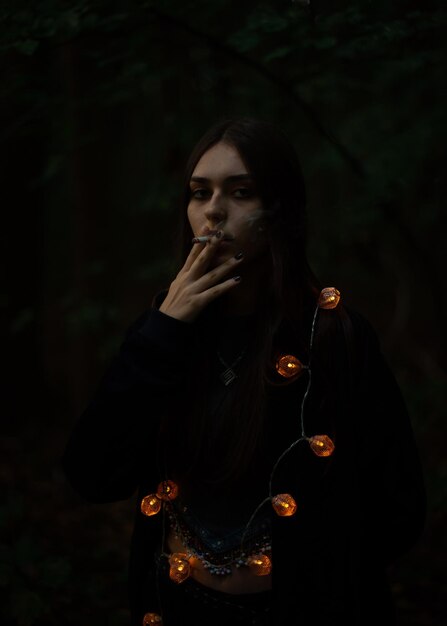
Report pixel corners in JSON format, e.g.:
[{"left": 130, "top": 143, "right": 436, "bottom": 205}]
[
  {"left": 233, "top": 275, "right": 241, "bottom": 282},
  {"left": 234, "top": 252, "right": 244, "bottom": 260}
]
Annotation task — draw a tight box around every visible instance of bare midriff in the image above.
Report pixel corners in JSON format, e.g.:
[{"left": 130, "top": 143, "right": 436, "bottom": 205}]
[{"left": 166, "top": 529, "right": 272, "bottom": 594}]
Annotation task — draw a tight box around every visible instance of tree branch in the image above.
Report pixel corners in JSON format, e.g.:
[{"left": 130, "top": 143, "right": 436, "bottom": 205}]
[
  {"left": 146, "top": 6, "right": 366, "bottom": 179},
  {"left": 5, "top": 3, "right": 365, "bottom": 177}
]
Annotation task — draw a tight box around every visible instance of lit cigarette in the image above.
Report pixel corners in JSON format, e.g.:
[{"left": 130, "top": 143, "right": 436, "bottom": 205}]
[
  {"left": 192, "top": 235, "right": 211, "bottom": 244},
  {"left": 192, "top": 229, "right": 221, "bottom": 243}
]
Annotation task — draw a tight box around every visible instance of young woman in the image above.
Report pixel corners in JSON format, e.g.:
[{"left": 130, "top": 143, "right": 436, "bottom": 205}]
[{"left": 62, "top": 117, "right": 426, "bottom": 625}]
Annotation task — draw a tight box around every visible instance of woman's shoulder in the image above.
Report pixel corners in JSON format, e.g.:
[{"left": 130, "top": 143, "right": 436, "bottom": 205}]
[
  {"left": 305, "top": 296, "right": 380, "bottom": 348},
  {"left": 336, "top": 305, "right": 391, "bottom": 384},
  {"left": 314, "top": 303, "right": 384, "bottom": 379},
  {"left": 340, "top": 305, "right": 380, "bottom": 342}
]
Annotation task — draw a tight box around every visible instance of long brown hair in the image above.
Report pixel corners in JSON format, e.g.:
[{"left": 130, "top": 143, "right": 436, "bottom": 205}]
[
  {"left": 179, "top": 117, "right": 317, "bottom": 317},
  {"left": 163, "top": 117, "right": 352, "bottom": 487}
]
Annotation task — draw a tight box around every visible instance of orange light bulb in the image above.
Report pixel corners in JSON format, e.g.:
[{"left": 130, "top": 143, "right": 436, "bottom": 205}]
[
  {"left": 157, "top": 480, "right": 179, "bottom": 501},
  {"left": 140, "top": 494, "right": 161, "bottom": 517},
  {"left": 309, "top": 434, "right": 335, "bottom": 457},
  {"left": 272, "top": 493, "right": 297, "bottom": 517},
  {"left": 142, "top": 613, "right": 162, "bottom": 625},
  {"left": 169, "top": 552, "right": 191, "bottom": 584},
  {"left": 275, "top": 354, "right": 304, "bottom": 379},
  {"left": 318, "top": 287, "right": 341, "bottom": 309},
  {"left": 247, "top": 554, "right": 272, "bottom": 576}
]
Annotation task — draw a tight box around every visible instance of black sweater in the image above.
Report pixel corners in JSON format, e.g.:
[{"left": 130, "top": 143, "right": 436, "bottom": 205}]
[{"left": 61, "top": 305, "right": 426, "bottom": 625}]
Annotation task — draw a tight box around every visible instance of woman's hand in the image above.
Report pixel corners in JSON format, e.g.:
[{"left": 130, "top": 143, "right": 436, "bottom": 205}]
[{"left": 158, "top": 232, "right": 244, "bottom": 323}]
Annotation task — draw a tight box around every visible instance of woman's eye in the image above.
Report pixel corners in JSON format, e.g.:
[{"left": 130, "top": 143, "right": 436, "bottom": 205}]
[
  {"left": 190, "top": 187, "right": 254, "bottom": 200},
  {"left": 233, "top": 188, "right": 253, "bottom": 198},
  {"left": 191, "top": 189, "right": 210, "bottom": 199}
]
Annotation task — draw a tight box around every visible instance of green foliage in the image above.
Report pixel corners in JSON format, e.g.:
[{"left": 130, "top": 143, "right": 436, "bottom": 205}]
[
  {"left": 10, "top": 309, "right": 34, "bottom": 335},
  {"left": 0, "top": 487, "right": 131, "bottom": 625},
  {"left": 66, "top": 301, "right": 118, "bottom": 336},
  {"left": 39, "top": 556, "right": 72, "bottom": 589},
  {"left": 10, "top": 589, "right": 46, "bottom": 626}
]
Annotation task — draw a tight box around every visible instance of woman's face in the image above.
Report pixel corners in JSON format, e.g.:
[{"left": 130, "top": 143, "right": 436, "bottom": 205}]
[{"left": 187, "top": 141, "right": 268, "bottom": 266}]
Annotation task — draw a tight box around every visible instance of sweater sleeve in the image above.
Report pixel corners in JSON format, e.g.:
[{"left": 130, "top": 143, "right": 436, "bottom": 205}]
[
  {"left": 61, "top": 308, "right": 196, "bottom": 503},
  {"left": 350, "top": 313, "right": 427, "bottom": 566}
]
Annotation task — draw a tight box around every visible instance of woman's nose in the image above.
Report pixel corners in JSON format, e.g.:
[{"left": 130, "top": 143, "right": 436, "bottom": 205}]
[{"left": 204, "top": 195, "right": 226, "bottom": 224}]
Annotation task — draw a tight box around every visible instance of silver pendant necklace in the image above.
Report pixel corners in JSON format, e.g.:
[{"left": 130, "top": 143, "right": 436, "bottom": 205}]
[{"left": 216, "top": 348, "right": 247, "bottom": 386}]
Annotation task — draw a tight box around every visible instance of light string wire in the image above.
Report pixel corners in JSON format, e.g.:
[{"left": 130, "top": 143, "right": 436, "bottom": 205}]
[
  {"left": 239, "top": 303, "right": 320, "bottom": 555},
  {"left": 157, "top": 301, "right": 323, "bottom": 578},
  {"left": 301, "top": 303, "right": 319, "bottom": 437}
]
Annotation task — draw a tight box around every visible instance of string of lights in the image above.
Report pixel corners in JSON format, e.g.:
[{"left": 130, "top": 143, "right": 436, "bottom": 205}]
[{"left": 141, "top": 287, "right": 341, "bottom": 625}]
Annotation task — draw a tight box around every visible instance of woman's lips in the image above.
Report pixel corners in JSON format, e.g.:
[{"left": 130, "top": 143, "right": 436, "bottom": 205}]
[
  {"left": 200, "top": 228, "right": 234, "bottom": 241},
  {"left": 202, "top": 228, "right": 217, "bottom": 236},
  {"left": 192, "top": 232, "right": 235, "bottom": 245}
]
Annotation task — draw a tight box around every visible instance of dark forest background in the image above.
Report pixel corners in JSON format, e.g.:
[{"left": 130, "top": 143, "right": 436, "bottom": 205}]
[{"left": 1, "top": 0, "right": 446, "bottom": 624}]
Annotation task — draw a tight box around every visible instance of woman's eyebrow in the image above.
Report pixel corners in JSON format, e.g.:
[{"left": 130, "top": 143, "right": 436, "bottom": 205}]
[{"left": 190, "top": 174, "right": 253, "bottom": 184}]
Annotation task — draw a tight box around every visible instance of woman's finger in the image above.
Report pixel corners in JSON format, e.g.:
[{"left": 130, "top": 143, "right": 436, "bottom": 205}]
[
  {"left": 195, "top": 275, "right": 242, "bottom": 309},
  {"left": 187, "top": 232, "right": 225, "bottom": 279},
  {"left": 180, "top": 237, "right": 208, "bottom": 274},
  {"left": 193, "top": 252, "right": 243, "bottom": 292},
  {"left": 181, "top": 230, "right": 222, "bottom": 274}
]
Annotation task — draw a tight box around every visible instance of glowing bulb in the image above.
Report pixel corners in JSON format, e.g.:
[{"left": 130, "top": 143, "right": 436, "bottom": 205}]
[
  {"left": 275, "top": 354, "right": 304, "bottom": 379},
  {"left": 142, "top": 613, "right": 162, "bottom": 625},
  {"left": 272, "top": 493, "right": 297, "bottom": 517},
  {"left": 140, "top": 494, "right": 161, "bottom": 517},
  {"left": 156, "top": 480, "right": 179, "bottom": 501},
  {"left": 247, "top": 554, "right": 272, "bottom": 576},
  {"left": 318, "top": 287, "right": 341, "bottom": 309},
  {"left": 169, "top": 552, "right": 191, "bottom": 584},
  {"left": 309, "top": 434, "right": 335, "bottom": 457}
]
